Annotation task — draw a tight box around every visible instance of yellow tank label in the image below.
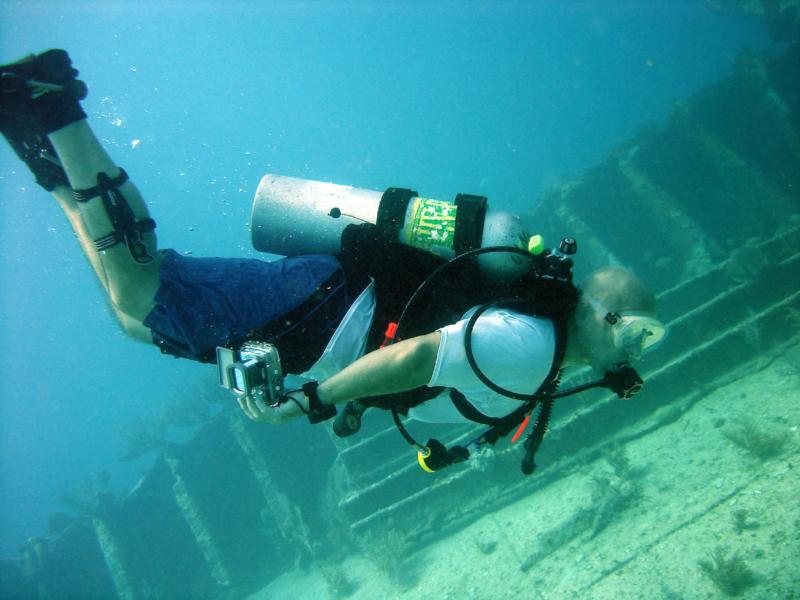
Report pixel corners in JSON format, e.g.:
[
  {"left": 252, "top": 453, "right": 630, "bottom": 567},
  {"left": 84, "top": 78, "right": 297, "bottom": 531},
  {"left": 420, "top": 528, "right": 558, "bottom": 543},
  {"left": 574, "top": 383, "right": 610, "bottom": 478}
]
[{"left": 404, "top": 197, "right": 457, "bottom": 252}]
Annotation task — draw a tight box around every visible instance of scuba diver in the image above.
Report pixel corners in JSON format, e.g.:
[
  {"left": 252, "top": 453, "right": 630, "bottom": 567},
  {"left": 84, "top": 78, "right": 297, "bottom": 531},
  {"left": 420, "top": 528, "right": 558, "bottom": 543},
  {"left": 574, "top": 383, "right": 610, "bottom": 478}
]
[{"left": 1, "top": 50, "right": 667, "bottom": 474}]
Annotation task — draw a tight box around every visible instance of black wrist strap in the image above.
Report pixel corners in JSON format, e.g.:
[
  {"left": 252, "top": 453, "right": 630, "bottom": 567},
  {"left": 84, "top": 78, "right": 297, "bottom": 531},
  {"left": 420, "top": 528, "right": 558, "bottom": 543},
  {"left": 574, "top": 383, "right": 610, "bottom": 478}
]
[{"left": 303, "top": 381, "right": 337, "bottom": 424}]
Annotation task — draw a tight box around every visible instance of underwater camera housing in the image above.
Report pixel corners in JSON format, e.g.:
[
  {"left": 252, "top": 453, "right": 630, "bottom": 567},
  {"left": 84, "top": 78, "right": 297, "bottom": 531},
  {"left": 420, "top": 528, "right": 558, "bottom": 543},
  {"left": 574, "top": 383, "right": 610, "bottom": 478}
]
[{"left": 216, "top": 341, "right": 284, "bottom": 405}]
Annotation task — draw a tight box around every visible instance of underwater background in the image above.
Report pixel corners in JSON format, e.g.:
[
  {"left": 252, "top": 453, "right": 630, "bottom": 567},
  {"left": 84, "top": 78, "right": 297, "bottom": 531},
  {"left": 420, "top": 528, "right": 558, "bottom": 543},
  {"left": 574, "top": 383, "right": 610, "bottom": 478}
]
[{"left": 1, "top": 2, "right": 797, "bottom": 599}]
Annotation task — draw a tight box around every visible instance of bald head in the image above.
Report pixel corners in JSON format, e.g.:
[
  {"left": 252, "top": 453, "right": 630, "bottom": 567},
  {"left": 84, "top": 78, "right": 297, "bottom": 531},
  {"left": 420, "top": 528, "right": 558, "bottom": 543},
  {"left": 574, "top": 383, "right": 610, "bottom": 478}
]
[
  {"left": 566, "top": 266, "right": 659, "bottom": 371},
  {"left": 579, "top": 266, "right": 656, "bottom": 315}
]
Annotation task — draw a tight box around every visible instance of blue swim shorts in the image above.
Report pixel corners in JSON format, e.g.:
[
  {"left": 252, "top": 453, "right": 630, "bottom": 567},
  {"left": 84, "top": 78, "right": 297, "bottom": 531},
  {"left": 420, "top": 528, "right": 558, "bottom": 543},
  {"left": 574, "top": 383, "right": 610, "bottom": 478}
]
[{"left": 143, "top": 249, "right": 351, "bottom": 366}]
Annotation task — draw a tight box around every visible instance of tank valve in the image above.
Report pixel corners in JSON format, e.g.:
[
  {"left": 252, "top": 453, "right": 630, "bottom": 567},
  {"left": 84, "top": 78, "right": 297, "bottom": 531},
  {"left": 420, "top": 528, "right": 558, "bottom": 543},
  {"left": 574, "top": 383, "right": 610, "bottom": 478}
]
[{"left": 559, "top": 237, "right": 577, "bottom": 256}]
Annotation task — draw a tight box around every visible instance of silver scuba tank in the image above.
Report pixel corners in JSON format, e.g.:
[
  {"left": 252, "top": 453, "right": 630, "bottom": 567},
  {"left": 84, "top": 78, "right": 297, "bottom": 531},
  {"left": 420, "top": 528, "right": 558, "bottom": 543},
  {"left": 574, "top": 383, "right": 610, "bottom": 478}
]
[{"left": 250, "top": 174, "right": 530, "bottom": 279}]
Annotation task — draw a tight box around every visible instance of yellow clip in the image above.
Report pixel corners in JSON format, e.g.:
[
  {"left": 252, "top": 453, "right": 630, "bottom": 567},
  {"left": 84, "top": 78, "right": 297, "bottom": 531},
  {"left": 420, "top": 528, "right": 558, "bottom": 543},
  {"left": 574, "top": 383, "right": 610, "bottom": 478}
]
[{"left": 528, "top": 234, "right": 545, "bottom": 255}]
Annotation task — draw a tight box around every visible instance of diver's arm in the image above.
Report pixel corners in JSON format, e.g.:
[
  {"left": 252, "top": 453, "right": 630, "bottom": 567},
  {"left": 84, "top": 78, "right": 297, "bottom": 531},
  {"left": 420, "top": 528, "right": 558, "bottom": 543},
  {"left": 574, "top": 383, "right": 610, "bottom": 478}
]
[
  {"left": 318, "top": 331, "right": 441, "bottom": 404},
  {"left": 242, "top": 332, "right": 440, "bottom": 424}
]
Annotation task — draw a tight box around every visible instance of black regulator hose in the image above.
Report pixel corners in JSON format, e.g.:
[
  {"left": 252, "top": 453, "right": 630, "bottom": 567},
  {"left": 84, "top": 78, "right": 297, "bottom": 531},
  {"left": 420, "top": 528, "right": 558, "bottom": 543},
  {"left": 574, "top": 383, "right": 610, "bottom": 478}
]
[
  {"left": 521, "top": 398, "right": 554, "bottom": 475},
  {"left": 393, "top": 245, "right": 538, "bottom": 340}
]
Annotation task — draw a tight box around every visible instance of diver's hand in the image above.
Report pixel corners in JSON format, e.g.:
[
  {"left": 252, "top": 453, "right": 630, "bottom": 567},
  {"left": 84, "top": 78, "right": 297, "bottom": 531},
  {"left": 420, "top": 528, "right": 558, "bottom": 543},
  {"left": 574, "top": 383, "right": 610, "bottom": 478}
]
[{"left": 237, "top": 392, "right": 307, "bottom": 425}]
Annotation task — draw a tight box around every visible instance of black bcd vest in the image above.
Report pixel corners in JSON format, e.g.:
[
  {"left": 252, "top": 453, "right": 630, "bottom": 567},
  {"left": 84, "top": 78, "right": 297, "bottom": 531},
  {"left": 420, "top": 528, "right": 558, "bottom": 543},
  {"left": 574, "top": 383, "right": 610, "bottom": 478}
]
[{"left": 336, "top": 222, "right": 578, "bottom": 421}]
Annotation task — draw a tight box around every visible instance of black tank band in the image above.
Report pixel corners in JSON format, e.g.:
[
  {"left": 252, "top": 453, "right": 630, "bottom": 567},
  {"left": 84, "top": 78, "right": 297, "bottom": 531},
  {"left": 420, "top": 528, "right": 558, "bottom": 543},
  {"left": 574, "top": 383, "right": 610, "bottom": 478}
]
[
  {"left": 377, "top": 187, "right": 417, "bottom": 238},
  {"left": 453, "top": 193, "right": 487, "bottom": 255}
]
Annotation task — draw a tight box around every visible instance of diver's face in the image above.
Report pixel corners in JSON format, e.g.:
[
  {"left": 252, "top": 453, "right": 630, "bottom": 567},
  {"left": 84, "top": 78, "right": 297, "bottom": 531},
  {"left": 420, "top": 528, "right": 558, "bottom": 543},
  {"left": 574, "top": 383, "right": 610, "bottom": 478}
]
[
  {"left": 579, "top": 309, "right": 626, "bottom": 373},
  {"left": 579, "top": 300, "right": 666, "bottom": 373}
]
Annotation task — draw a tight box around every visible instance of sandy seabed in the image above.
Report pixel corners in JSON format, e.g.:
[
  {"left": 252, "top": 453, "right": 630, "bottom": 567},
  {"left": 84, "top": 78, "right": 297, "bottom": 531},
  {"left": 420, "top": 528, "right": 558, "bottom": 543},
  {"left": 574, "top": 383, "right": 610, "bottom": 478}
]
[{"left": 250, "top": 344, "right": 800, "bottom": 600}]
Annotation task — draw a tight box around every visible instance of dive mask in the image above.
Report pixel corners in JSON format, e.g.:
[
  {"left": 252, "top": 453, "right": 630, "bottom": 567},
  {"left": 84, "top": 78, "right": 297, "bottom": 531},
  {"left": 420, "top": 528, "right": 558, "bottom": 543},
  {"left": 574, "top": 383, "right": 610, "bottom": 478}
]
[{"left": 590, "top": 299, "right": 667, "bottom": 358}]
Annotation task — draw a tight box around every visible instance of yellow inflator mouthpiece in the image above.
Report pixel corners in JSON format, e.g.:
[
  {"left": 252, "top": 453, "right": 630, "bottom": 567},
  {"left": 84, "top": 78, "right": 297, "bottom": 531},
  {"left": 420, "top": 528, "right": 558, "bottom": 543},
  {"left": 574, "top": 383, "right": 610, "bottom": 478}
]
[{"left": 417, "top": 448, "right": 435, "bottom": 473}]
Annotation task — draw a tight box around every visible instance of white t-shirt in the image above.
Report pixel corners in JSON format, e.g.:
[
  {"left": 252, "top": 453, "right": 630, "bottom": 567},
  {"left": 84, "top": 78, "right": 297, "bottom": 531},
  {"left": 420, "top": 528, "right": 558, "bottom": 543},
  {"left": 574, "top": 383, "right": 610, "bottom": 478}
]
[
  {"left": 299, "top": 286, "right": 556, "bottom": 426},
  {"left": 408, "top": 307, "right": 556, "bottom": 424}
]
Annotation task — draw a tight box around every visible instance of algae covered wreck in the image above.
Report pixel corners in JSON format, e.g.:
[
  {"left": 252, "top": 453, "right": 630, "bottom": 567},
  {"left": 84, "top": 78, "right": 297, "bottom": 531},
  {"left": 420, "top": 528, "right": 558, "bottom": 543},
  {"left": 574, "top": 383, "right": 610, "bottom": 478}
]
[{"left": 4, "top": 9, "right": 800, "bottom": 600}]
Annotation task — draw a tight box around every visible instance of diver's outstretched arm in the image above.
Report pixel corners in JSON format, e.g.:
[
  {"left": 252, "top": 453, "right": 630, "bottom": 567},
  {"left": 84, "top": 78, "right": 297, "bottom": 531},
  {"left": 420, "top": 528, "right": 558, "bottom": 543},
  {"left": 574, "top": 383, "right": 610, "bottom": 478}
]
[
  {"left": 240, "top": 331, "right": 441, "bottom": 424},
  {"left": 1, "top": 50, "right": 161, "bottom": 341}
]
